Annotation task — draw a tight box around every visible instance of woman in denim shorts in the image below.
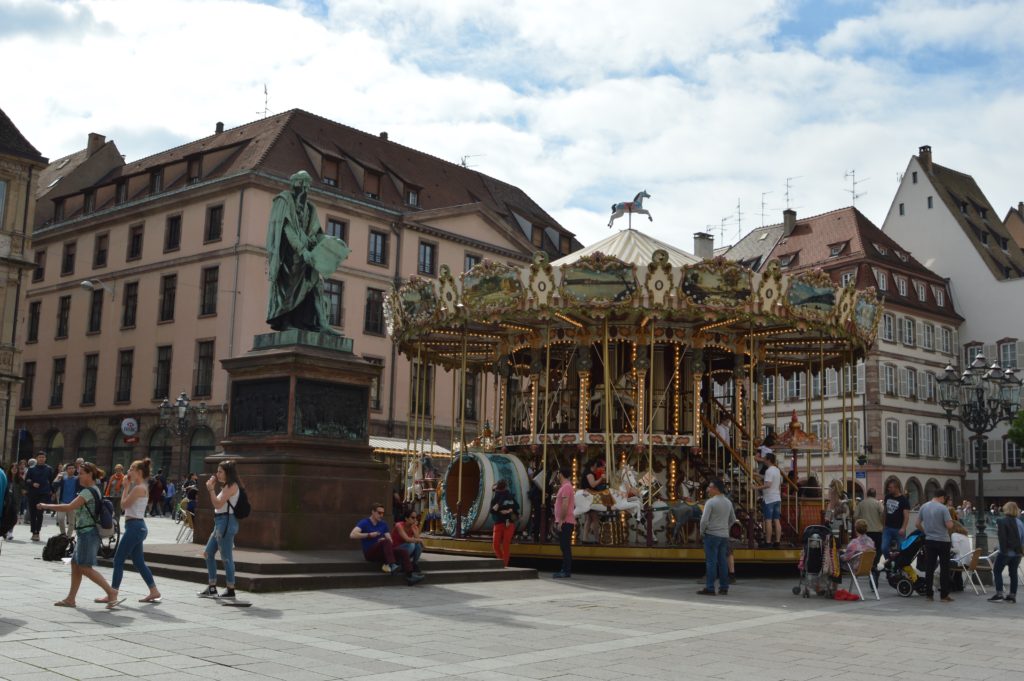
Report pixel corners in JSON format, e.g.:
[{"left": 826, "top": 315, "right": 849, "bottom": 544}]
[{"left": 37, "top": 462, "right": 121, "bottom": 609}]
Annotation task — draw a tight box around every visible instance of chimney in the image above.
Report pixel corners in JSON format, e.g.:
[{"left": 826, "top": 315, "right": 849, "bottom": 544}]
[
  {"left": 693, "top": 232, "right": 714, "bottom": 260},
  {"left": 919, "top": 145, "right": 932, "bottom": 173},
  {"left": 379, "top": 131, "right": 388, "bottom": 141},
  {"left": 783, "top": 208, "right": 797, "bottom": 237},
  {"left": 86, "top": 133, "right": 105, "bottom": 157},
  {"left": 215, "top": 121, "right": 224, "bottom": 134},
  {"left": 1018, "top": 201, "right": 1023, "bottom": 214}
]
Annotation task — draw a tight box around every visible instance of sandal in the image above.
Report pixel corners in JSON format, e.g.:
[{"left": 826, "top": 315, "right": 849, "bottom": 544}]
[
  {"left": 139, "top": 595, "right": 162, "bottom": 603},
  {"left": 94, "top": 597, "right": 113, "bottom": 604},
  {"left": 54, "top": 600, "right": 76, "bottom": 608},
  {"left": 106, "top": 598, "right": 126, "bottom": 610}
]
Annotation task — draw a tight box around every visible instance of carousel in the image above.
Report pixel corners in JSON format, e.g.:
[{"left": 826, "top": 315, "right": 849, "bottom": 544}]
[{"left": 386, "top": 224, "right": 883, "bottom": 565}]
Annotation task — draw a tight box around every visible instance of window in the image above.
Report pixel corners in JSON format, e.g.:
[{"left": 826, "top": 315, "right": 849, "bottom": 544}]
[
  {"left": 927, "top": 196, "right": 933, "bottom": 209},
  {"left": 906, "top": 422, "right": 919, "bottom": 456},
  {"left": 60, "top": 242, "right": 76, "bottom": 276},
  {"left": 27, "top": 301, "right": 40, "bottom": 342},
  {"left": 829, "top": 243, "right": 846, "bottom": 257},
  {"left": 532, "top": 226, "right": 544, "bottom": 248},
  {"left": 149, "top": 169, "right": 163, "bottom": 194},
  {"left": 127, "top": 224, "right": 144, "bottom": 260},
  {"left": 33, "top": 249, "right": 45, "bottom": 282},
  {"left": 940, "top": 328, "right": 953, "bottom": 354},
  {"left": 53, "top": 198, "right": 64, "bottom": 221},
  {"left": 786, "top": 372, "right": 804, "bottom": 400},
  {"left": 811, "top": 371, "right": 822, "bottom": 399},
  {"left": 965, "top": 345, "right": 983, "bottom": 367},
  {"left": 321, "top": 157, "right": 339, "bottom": 187},
  {"left": 969, "top": 438, "right": 988, "bottom": 470},
  {"left": 199, "top": 266, "right": 218, "bottom": 315},
  {"left": 93, "top": 233, "right": 108, "bottom": 268},
  {"left": 843, "top": 418, "right": 859, "bottom": 452},
  {"left": 82, "top": 353, "right": 98, "bottom": 405},
  {"left": 122, "top": 281, "right": 138, "bottom": 328},
  {"left": 463, "top": 372, "right": 478, "bottom": 421},
  {"left": 194, "top": 341, "right": 214, "bottom": 397},
  {"left": 912, "top": 171, "right": 918, "bottom": 184},
  {"left": 365, "top": 357, "right": 384, "bottom": 410},
  {"left": 895, "top": 276, "right": 908, "bottom": 297},
  {"left": 465, "top": 253, "right": 481, "bottom": 272},
  {"left": 1006, "top": 439, "right": 1022, "bottom": 470},
  {"left": 406, "top": 188, "right": 419, "bottom": 207},
  {"left": 164, "top": 215, "right": 182, "bottom": 251},
  {"left": 364, "top": 171, "right": 381, "bottom": 199},
  {"left": 560, "top": 235, "right": 571, "bottom": 255},
  {"left": 82, "top": 190, "right": 95, "bottom": 214},
  {"left": 946, "top": 426, "right": 961, "bottom": 460},
  {"left": 204, "top": 204, "right": 223, "bottom": 242},
  {"left": 49, "top": 358, "right": 65, "bottom": 407},
  {"left": 762, "top": 375, "right": 775, "bottom": 403},
  {"left": 417, "top": 241, "right": 437, "bottom": 276},
  {"left": 906, "top": 369, "right": 917, "bottom": 398},
  {"left": 326, "top": 218, "right": 346, "bottom": 241},
  {"left": 116, "top": 349, "right": 133, "bottom": 402},
  {"left": 825, "top": 368, "right": 838, "bottom": 397},
  {"left": 159, "top": 274, "right": 177, "bottom": 322},
  {"left": 933, "top": 286, "right": 945, "bottom": 307},
  {"left": 55, "top": 295, "right": 71, "bottom": 339},
  {"left": 411, "top": 362, "right": 433, "bottom": 416},
  {"left": 87, "top": 289, "right": 103, "bottom": 333},
  {"left": 898, "top": 203, "right": 905, "bottom": 216},
  {"left": 325, "top": 280, "right": 343, "bottom": 327},
  {"left": 115, "top": 180, "right": 128, "bottom": 205},
  {"left": 915, "top": 282, "right": 926, "bottom": 301},
  {"left": 20, "top": 361, "right": 35, "bottom": 409},
  {"left": 885, "top": 419, "right": 900, "bottom": 455},
  {"left": 154, "top": 345, "right": 172, "bottom": 400},
  {"left": 881, "top": 313, "right": 895, "bottom": 342},
  {"left": 1000, "top": 341, "right": 1018, "bottom": 369},
  {"left": 924, "top": 424, "right": 938, "bottom": 458},
  {"left": 925, "top": 372, "right": 937, "bottom": 401},
  {"left": 187, "top": 156, "right": 202, "bottom": 184},
  {"left": 364, "top": 288, "right": 385, "bottom": 335},
  {"left": 884, "top": 364, "right": 896, "bottom": 395},
  {"left": 921, "top": 323, "right": 934, "bottom": 350},
  {"left": 901, "top": 317, "right": 915, "bottom": 346},
  {"left": 873, "top": 268, "right": 888, "bottom": 292},
  {"left": 981, "top": 231, "right": 989, "bottom": 246},
  {"left": 368, "top": 230, "right": 388, "bottom": 265}
]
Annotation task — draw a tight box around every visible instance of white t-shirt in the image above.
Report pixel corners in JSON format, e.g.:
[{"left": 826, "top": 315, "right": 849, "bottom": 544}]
[
  {"left": 763, "top": 466, "right": 782, "bottom": 504},
  {"left": 951, "top": 532, "right": 971, "bottom": 561},
  {"left": 716, "top": 423, "right": 731, "bottom": 446}
]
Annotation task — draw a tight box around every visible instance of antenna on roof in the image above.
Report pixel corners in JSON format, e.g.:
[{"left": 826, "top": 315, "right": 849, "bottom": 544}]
[
  {"left": 257, "top": 83, "right": 273, "bottom": 118},
  {"left": 460, "top": 154, "right": 484, "bottom": 169},
  {"left": 735, "top": 197, "right": 743, "bottom": 240},
  {"left": 760, "top": 191, "right": 772, "bottom": 227},
  {"left": 784, "top": 176, "right": 802, "bottom": 209},
  {"left": 844, "top": 170, "right": 868, "bottom": 207}
]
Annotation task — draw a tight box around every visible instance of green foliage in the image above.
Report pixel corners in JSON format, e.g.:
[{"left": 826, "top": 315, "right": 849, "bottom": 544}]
[{"left": 1009, "top": 410, "right": 1024, "bottom": 448}]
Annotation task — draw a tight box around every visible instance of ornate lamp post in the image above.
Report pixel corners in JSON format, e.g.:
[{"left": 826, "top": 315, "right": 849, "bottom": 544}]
[
  {"left": 936, "top": 355, "right": 1022, "bottom": 552},
  {"left": 159, "top": 392, "right": 209, "bottom": 478}
]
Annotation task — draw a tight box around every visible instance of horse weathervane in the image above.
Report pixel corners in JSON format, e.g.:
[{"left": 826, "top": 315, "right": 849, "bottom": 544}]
[{"left": 608, "top": 190, "right": 653, "bottom": 229}]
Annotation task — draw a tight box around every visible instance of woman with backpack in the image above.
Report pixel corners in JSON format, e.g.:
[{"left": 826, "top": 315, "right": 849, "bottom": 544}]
[
  {"left": 100, "top": 458, "right": 161, "bottom": 605},
  {"left": 198, "top": 460, "right": 243, "bottom": 600},
  {"left": 36, "top": 462, "right": 121, "bottom": 608}
]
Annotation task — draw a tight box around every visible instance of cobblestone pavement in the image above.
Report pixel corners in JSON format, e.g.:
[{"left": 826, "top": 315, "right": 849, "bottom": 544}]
[{"left": 1, "top": 515, "right": 1021, "bottom": 681}]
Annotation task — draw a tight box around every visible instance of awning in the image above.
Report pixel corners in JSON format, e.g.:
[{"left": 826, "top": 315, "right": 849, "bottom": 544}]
[{"left": 370, "top": 436, "right": 451, "bottom": 457}]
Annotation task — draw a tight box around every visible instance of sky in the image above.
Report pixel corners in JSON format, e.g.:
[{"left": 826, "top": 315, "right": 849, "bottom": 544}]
[{"left": 2, "top": 0, "right": 1023, "bottom": 251}]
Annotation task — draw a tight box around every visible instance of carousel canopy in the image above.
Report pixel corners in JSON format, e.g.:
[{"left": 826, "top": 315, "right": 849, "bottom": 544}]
[
  {"left": 552, "top": 228, "right": 700, "bottom": 268},
  {"left": 370, "top": 436, "right": 451, "bottom": 457}
]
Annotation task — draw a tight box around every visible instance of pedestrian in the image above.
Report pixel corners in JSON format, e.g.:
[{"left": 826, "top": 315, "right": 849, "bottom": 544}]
[
  {"left": 988, "top": 501, "right": 1023, "bottom": 604},
  {"left": 104, "top": 464, "right": 127, "bottom": 516},
  {"left": 4, "top": 462, "right": 21, "bottom": 540},
  {"left": 698, "top": 479, "right": 737, "bottom": 596},
  {"left": 37, "top": 462, "right": 121, "bottom": 608},
  {"left": 490, "top": 479, "right": 519, "bottom": 567},
  {"left": 25, "top": 452, "right": 53, "bottom": 541},
  {"left": 102, "top": 458, "right": 161, "bottom": 605},
  {"left": 916, "top": 488, "right": 954, "bottom": 602},
  {"left": 163, "top": 477, "right": 176, "bottom": 517},
  {"left": 552, "top": 466, "right": 575, "bottom": 579},
  {"left": 879, "top": 479, "right": 909, "bottom": 570},
  {"left": 349, "top": 502, "right": 423, "bottom": 585},
  {"left": 147, "top": 473, "right": 165, "bottom": 517},
  {"left": 54, "top": 463, "right": 78, "bottom": 538},
  {"left": 391, "top": 511, "right": 425, "bottom": 574},
  {"left": 759, "top": 452, "right": 782, "bottom": 548},
  {"left": 854, "top": 488, "right": 884, "bottom": 575},
  {"left": 198, "top": 460, "right": 245, "bottom": 599}
]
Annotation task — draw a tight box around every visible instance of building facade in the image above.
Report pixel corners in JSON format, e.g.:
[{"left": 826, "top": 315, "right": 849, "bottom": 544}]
[
  {"left": 0, "top": 108, "right": 47, "bottom": 463},
  {"left": 15, "top": 110, "right": 578, "bottom": 478},
  {"left": 882, "top": 145, "right": 1024, "bottom": 501},
  {"left": 724, "top": 206, "right": 965, "bottom": 504}
]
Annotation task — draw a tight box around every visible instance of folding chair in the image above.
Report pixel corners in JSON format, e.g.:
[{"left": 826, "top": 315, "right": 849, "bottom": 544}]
[
  {"left": 844, "top": 549, "right": 879, "bottom": 601},
  {"left": 951, "top": 548, "right": 986, "bottom": 594},
  {"left": 978, "top": 549, "right": 1024, "bottom": 584}
]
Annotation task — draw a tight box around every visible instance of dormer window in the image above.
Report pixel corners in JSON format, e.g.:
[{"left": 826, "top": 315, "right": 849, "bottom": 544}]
[
  {"left": 980, "top": 232, "right": 989, "bottom": 246},
  {"left": 1000, "top": 237, "right": 1009, "bottom": 251},
  {"left": 872, "top": 243, "right": 888, "bottom": 256},
  {"left": 321, "top": 157, "right": 339, "bottom": 187},
  {"left": 895, "top": 276, "right": 908, "bottom": 296},
  {"left": 777, "top": 253, "right": 797, "bottom": 268},
  {"left": 53, "top": 198, "right": 65, "bottom": 221},
  {"left": 896, "top": 251, "right": 908, "bottom": 262},
  {"left": 872, "top": 268, "right": 888, "bottom": 292},
  {"left": 960, "top": 201, "right": 968, "bottom": 214},
  {"left": 828, "top": 242, "right": 848, "bottom": 257},
  {"left": 932, "top": 286, "right": 945, "bottom": 307},
  {"left": 914, "top": 282, "right": 926, "bottom": 301},
  {"left": 149, "top": 169, "right": 163, "bottom": 194},
  {"left": 364, "top": 170, "right": 381, "bottom": 199},
  {"left": 115, "top": 180, "right": 128, "bottom": 205},
  {"left": 187, "top": 157, "right": 202, "bottom": 185},
  {"left": 83, "top": 190, "right": 95, "bottom": 214},
  {"left": 980, "top": 208, "right": 987, "bottom": 219},
  {"left": 840, "top": 270, "right": 856, "bottom": 288},
  {"left": 405, "top": 187, "right": 420, "bottom": 207}
]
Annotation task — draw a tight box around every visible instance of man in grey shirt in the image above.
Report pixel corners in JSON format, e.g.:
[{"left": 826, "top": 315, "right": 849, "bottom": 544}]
[
  {"left": 698, "top": 479, "right": 737, "bottom": 596},
  {"left": 916, "top": 489, "right": 954, "bottom": 602}
]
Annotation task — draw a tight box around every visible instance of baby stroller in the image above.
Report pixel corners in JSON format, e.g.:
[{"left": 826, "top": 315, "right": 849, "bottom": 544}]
[
  {"left": 792, "top": 525, "right": 841, "bottom": 598},
  {"left": 884, "top": 530, "right": 928, "bottom": 597}
]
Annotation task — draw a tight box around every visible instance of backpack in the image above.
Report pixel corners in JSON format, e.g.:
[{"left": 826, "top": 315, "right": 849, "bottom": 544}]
[
  {"left": 85, "top": 487, "right": 116, "bottom": 539},
  {"left": 0, "top": 485, "right": 17, "bottom": 537},
  {"left": 226, "top": 487, "right": 251, "bottom": 520},
  {"left": 42, "top": 533, "right": 73, "bottom": 561}
]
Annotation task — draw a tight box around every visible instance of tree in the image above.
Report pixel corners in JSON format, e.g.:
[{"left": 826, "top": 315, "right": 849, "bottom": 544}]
[{"left": 1009, "top": 409, "right": 1024, "bottom": 448}]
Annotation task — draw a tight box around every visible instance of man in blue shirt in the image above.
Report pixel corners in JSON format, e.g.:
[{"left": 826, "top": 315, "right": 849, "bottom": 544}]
[
  {"left": 24, "top": 452, "right": 53, "bottom": 542},
  {"left": 55, "top": 464, "right": 79, "bottom": 537},
  {"left": 349, "top": 502, "right": 422, "bottom": 585}
]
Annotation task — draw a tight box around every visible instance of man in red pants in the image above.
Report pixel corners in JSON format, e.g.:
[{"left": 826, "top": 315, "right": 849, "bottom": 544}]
[
  {"left": 490, "top": 479, "right": 519, "bottom": 566},
  {"left": 350, "top": 503, "right": 424, "bottom": 585}
]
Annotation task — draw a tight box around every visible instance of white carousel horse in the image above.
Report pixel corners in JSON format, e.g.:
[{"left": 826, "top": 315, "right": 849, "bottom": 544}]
[
  {"left": 573, "top": 469, "right": 645, "bottom": 525},
  {"left": 608, "top": 190, "right": 653, "bottom": 228},
  {"left": 589, "top": 373, "right": 636, "bottom": 426},
  {"left": 620, "top": 463, "right": 673, "bottom": 544}
]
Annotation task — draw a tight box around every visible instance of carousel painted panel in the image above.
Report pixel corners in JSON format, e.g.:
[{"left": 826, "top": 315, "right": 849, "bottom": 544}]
[
  {"left": 437, "top": 264, "right": 460, "bottom": 316},
  {"left": 853, "top": 291, "right": 882, "bottom": 342},
  {"left": 440, "top": 451, "right": 532, "bottom": 535},
  {"left": 679, "top": 259, "right": 753, "bottom": 310},
  {"left": 527, "top": 251, "right": 558, "bottom": 309},
  {"left": 397, "top": 277, "right": 440, "bottom": 326},
  {"left": 753, "top": 261, "right": 785, "bottom": 317},
  {"left": 784, "top": 270, "right": 836, "bottom": 321},
  {"left": 644, "top": 249, "right": 675, "bottom": 309},
  {"left": 559, "top": 253, "right": 637, "bottom": 308},
  {"left": 461, "top": 260, "right": 525, "bottom": 316}
]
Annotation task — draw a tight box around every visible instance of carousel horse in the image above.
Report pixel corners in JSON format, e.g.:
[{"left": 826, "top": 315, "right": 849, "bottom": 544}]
[
  {"left": 589, "top": 373, "right": 636, "bottom": 427},
  {"left": 619, "top": 463, "right": 673, "bottom": 544},
  {"left": 573, "top": 468, "right": 646, "bottom": 526},
  {"left": 608, "top": 190, "right": 653, "bottom": 228}
]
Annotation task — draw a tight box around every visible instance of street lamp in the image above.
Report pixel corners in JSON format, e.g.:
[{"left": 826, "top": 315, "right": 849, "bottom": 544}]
[
  {"left": 936, "top": 355, "right": 1022, "bottom": 551},
  {"left": 159, "top": 392, "right": 208, "bottom": 477}
]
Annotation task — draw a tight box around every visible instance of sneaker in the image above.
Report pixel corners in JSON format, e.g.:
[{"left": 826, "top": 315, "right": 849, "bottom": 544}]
[
  {"left": 31, "top": 534, "right": 40, "bottom": 542},
  {"left": 718, "top": 589, "right": 728, "bottom": 596},
  {"left": 940, "top": 596, "right": 954, "bottom": 603},
  {"left": 406, "top": 574, "right": 424, "bottom": 586},
  {"left": 552, "top": 572, "right": 570, "bottom": 579},
  {"left": 989, "top": 593, "right": 1005, "bottom": 602},
  {"left": 696, "top": 588, "right": 716, "bottom": 596},
  {"left": 219, "top": 588, "right": 236, "bottom": 599},
  {"left": 729, "top": 574, "right": 737, "bottom": 584},
  {"left": 381, "top": 563, "right": 392, "bottom": 574},
  {"left": 772, "top": 542, "right": 780, "bottom": 549},
  {"left": 197, "top": 586, "right": 219, "bottom": 598},
  {"left": 387, "top": 563, "right": 401, "bottom": 575},
  {"left": 1006, "top": 595, "right": 1016, "bottom": 603}
]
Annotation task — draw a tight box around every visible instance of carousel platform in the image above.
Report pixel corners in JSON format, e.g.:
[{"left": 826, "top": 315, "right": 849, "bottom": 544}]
[
  {"left": 101, "top": 543, "right": 537, "bottom": 592},
  {"left": 423, "top": 535, "right": 801, "bottom": 566}
]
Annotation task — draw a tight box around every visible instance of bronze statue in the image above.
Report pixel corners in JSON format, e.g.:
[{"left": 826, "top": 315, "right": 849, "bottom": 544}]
[{"left": 266, "top": 171, "right": 350, "bottom": 332}]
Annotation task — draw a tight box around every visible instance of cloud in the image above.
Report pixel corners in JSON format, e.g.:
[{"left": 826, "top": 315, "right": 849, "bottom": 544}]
[{"left": 0, "top": 0, "right": 114, "bottom": 39}]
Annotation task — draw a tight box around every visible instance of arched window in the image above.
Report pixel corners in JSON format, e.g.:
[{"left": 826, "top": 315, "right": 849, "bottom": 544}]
[
  {"left": 188, "top": 427, "right": 216, "bottom": 476},
  {"left": 47, "top": 431, "right": 65, "bottom": 466},
  {"left": 149, "top": 428, "right": 173, "bottom": 476},
  {"left": 924, "top": 478, "right": 941, "bottom": 501},
  {"left": 111, "top": 432, "right": 134, "bottom": 471},
  {"left": 944, "top": 480, "right": 961, "bottom": 505},
  {"left": 77, "top": 429, "right": 97, "bottom": 461},
  {"left": 17, "top": 429, "right": 34, "bottom": 458},
  {"left": 906, "top": 477, "right": 923, "bottom": 508}
]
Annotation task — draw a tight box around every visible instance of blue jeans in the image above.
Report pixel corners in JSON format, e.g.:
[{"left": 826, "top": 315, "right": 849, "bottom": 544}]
[
  {"left": 704, "top": 534, "right": 729, "bottom": 591},
  {"left": 205, "top": 514, "right": 238, "bottom": 586},
  {"left": 994, "top": 552, "right": 1021, "bottom": 595},
  {"left": 400, "top": 542, "right": 423, "bottom": 565},
  {"left": 112, "top": 519, "right": 155, "bottom": 590},
  {"left": 878, "top": 527, "right": 903, "bottom": 568}
]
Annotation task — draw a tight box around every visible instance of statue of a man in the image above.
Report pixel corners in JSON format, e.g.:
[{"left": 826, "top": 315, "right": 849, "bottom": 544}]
[{"left": 265, "top": 171, "right": 349, "bottom": 332}]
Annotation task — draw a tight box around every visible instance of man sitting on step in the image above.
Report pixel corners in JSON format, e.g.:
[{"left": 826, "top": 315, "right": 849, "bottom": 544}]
[{"left": 350, "top": 502, "right": 424, "bottom": 586}]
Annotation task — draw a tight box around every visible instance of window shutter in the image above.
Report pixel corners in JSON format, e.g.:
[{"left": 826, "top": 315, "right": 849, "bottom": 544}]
[
  {"left": 829, "top": 422, "right": 840, "bottom": 452},
  {"left": 898, "top": 368, "right": 909, "bottom": 397},
  {"left": 856, "top": 362, "right": 865, "bottom": 395},
  {"left": 1017, "top": 341, "right": 1024, "bottom": 370},
  {"left": 983, "top": 343, "right": 997, "bottom": 365},
  {"left": 917, "top": 321, "right": 924, "bottom": 347},
  {"left": 917, "top": 370, "right": 927, "bottom": 399}
]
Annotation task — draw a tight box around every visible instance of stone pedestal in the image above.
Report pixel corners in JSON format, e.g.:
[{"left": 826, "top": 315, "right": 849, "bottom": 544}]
[{"left": 194, "top": 330, "right": 388, "bottom": 550}]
